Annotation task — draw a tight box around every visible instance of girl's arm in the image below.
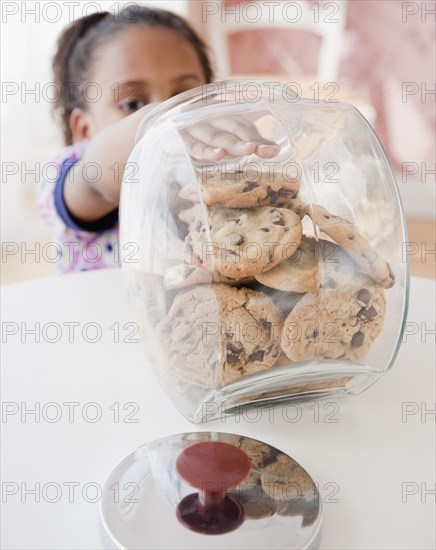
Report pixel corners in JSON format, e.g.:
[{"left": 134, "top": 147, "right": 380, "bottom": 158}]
[
  {"left": 64, "top": 105, "right": 280, "bottom": 224},
  {"left": 64, "top": 104, "right": 155, "bottom": 223}
]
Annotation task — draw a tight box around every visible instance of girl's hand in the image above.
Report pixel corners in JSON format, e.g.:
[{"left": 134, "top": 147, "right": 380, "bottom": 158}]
[{"left": 180, "top": 114, "right": 280, "bottom": 161}]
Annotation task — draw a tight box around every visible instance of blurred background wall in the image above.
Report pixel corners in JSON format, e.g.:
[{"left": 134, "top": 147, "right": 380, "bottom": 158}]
[{"left": 1, "top": 0, "right": 435, "bottom": 283}]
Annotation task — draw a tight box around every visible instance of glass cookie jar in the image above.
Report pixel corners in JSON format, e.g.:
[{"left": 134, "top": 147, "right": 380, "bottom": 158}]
[{"left": 120, "top": 79, "right": 409, "bottom": 423}]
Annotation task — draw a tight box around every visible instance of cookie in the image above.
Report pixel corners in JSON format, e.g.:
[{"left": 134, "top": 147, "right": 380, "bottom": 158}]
[
  {"left": 245, "top": 280, "right": 305, "bottom": 317},
  {"left": 186, "top": 205, "right": 303, "bottom": 278},
  {"left": 287, "top": 196, "right": 308, "bottom": 219},
  {"left": 125, "top": 272, "right": 166, "bottom": 327},
  {"left": 231, "top": 481, "right": 277, "bottom": 519},
  {"left": 239, "top": 438, "right": 281, "bottom": 470},
  {"left": 305, "top": 204, "right": 395, "bottom": 288},
  {"left": 163, "top": 263, "right": 254, "bottom": 290},
  {"left": 255, "top": 236, "right": 358, "bottom": 293},
  {"left": 260, "top": 453, "right": 315, "bottom": 502},
  {"left": 156, "top": 284, "right": 284, "bottom": 388},
  {"left": 179, "top": 169, "right": 300, "bottom": 208},
  {"left": 218, "top": 435, "right": 280, "bottom": 482},
  {"left": 274, "top": 352, "right": 296, "bottom": 367},
  {"left": 281, "top": 277, "right": 386, "bottom": 362}
]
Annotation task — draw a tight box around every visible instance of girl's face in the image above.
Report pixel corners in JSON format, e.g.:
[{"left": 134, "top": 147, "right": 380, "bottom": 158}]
[{"left": 71, "top": 25, "right": 206, "bottom": 141}]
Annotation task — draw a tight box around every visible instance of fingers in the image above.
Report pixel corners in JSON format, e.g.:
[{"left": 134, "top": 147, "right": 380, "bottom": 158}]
[
  {"left": 211, "top": 116, "right": 265, "bottom": 143},
  {"left": 180, "top": 130, "right": 227, "bottom": 162},
  {"left": 211, "top": 116, "right": 281, "bottom": 158},
  {"left": 180, "top": 116, "right": 281, "bottom": 160},
  {"left": 255, "top": 142, "right": 281, "bottom": 159},
  {"left": 186, "top": 124, "right": 258, "bottom": 157}
]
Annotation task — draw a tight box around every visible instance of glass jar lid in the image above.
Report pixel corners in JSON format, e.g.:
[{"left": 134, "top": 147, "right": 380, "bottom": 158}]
[{"left": 100, "top": 432, "right": 322, "bottom": 549}]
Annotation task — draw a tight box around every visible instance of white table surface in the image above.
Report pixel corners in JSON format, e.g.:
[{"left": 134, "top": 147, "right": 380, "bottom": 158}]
[{"left": 1, "top": 269, "right": 435, "bottom": 550}]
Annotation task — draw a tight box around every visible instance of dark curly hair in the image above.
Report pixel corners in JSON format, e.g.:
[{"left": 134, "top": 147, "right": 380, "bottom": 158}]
[{"left": 52, "top": 5, "right": 214, "bottom": 145}]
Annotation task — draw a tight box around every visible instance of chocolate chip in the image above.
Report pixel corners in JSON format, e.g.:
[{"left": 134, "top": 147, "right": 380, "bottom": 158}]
[
  {"left": 228, "top": 233, "right": 244, "bottom": 246},
  {"left": 309, "top": 330, "right": 318, "bottom": 339},
  {"left": 357, "top": 307, "right": 365, "bottom": 321},
  {"left": 364, "top": 306, "right": 377, "bottom": 320},
  {"left": 248, "top": 350, "right": 265, "bottom": 362},
  {"left": 243, "top": 181, "right": 259, "bottom": 192},
  {"left": 226, "top": 343, "right": 240, "bottom": 353},
  {"left": 260, "top": 319, "right": 272, "bottom": 338},
  {"left": 356, "top": 288, "right": 371, "bottom": 306},
  {"left": 351, "top": 331, "right": 365, "bottom": 347},
  {"left": 267, "top": 188, "right": 279, "bottom": 202},
  {"left": 226, "top": 342, "right": 242, "bottom": 364},
  {"left": 272, "top": 215, "right": 284, "bottom": 226},
  {"left": 278, "top": 188, "right": 293, "bottom": 197},
  {"left": 263, "top": 447, "right": 281, "bottom": 467},
  {"left": 347, "top": 233, "right": 355, "bottom": 240},
  {"left": 260, "top": 227, "right": 270, "bottom": 232},
  {"left": 236, "top": 234, "right": 244, "bottom": 245},
  {"left": 358, "top": 305, "right": 377, "bottom": 322}
]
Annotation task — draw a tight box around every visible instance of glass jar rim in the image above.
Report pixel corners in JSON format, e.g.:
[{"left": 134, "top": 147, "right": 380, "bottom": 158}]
[{"left": 135, "top": 77, "right": 302, "bottom": 143}]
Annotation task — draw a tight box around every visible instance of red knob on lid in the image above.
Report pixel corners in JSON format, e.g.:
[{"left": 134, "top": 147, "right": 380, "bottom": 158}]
[{"left": 176, "top": 441, "right": 251, "bottom": 535}]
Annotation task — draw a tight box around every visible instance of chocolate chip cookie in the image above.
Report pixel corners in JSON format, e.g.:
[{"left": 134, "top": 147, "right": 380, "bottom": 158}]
[
  {"left": 260, "top": 453, "right": 316, "bottom": 502},
  {"left": 231, "top": 481, "right": 277, "bottom": 519},
  {"left": 305, "top": 204, "right": 395, "bottom": 288},
  {"left": 156, "top": 284, "right": 284, "bottom": 388},
  {"left": 239, "top": 437, "right": 281, "bottom": 470},
  {"left": 186, "top": 205, "right": 303, "bottom": 279},
  {"left": 221, "top": 436, "right": 319, "bottom": 525},
  {"left": 179, "top": 169, "right": 300, "bottom": 208},
  {"left": 281, "top": 276, "right": 386, "bottom": 362},
  {"left": 163, "top": 263, "right": 254, "bottom": 290},
  {"left": 255, "top": 236, "right": 358, "bottom": 293}
]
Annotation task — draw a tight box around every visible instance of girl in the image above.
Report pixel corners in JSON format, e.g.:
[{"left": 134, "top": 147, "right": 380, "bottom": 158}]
[{"left": 38, "top": 5, "right": 279, "bottom": 273}]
